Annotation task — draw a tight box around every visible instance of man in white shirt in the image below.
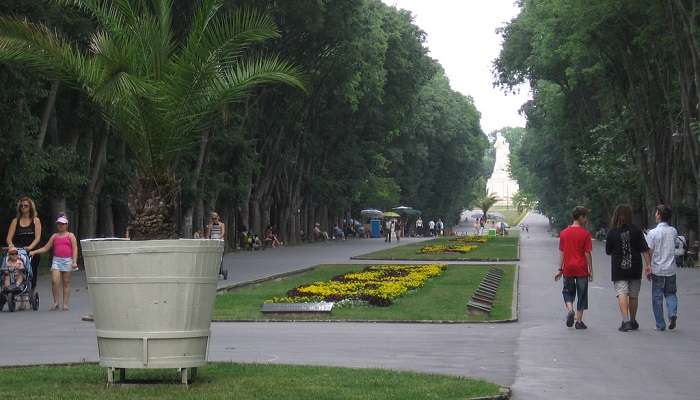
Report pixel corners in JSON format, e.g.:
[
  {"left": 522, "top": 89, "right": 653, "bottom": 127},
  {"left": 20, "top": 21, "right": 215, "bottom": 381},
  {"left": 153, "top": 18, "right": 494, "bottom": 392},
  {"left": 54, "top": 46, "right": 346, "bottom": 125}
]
[
  {"left": 416, "top": 217, "right": 423, "bottom": 237},
  {"left": 428, "top": 220, "right": 436, "bottom": 237},
  {"left": 645, "top": 205, "right": 679, "bottom": 331},
  {"left": 384, "top": 219, "right": 393, "bottom": 243}
]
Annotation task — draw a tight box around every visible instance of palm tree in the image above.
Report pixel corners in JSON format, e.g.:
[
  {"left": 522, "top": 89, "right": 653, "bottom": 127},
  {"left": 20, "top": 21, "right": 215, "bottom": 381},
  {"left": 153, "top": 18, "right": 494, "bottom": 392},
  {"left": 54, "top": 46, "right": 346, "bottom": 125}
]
[
  {"left": 0, "top": 0, "right": 305, "bottom": 239},
  {"left": 477, "top": 193, "right": 499, "bottom": 221}
]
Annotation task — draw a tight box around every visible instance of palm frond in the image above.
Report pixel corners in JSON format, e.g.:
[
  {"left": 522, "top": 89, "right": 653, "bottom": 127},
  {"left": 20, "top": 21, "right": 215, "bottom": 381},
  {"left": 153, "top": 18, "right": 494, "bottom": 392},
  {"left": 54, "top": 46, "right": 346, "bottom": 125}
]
[
  {"left": 183, "top": 7, "right": 280, "bottom": 67},
  {"left": 0, "top": 4, "right": 306, "bottom": 174},
  {"left": 186, "top": 55, "right": 306, "bottom": 130},
  {"left": 50, "top": 0, "right": 136, "bottom": 35},
  {"left": 0, "top": 17, "right": 101, "bottom": 89},
  {"left": 185, "top": 0, "right": 227, "bottom": 54}
]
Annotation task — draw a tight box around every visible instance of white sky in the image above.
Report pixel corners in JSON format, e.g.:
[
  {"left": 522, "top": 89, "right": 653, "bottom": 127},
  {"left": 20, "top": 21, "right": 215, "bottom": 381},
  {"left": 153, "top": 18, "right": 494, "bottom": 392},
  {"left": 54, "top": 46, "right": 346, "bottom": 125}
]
[{"left": 382, "top": 0, "right": 531, "bottom": 134}]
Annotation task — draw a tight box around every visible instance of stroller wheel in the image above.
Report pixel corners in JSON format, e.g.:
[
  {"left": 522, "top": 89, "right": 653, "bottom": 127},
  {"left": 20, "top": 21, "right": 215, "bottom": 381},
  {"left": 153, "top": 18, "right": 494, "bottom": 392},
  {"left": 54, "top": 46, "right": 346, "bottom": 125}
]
[
  {"left": 8, "top": 295, "right": 16, "bottom": 312},
  {"left": 32, "top": 292, "right": 39, "bottom": 311}
]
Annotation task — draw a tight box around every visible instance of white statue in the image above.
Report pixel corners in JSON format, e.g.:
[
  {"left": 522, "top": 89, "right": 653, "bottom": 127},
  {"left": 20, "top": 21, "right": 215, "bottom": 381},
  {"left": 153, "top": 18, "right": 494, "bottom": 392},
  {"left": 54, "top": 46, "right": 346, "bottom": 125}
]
[
  {"left": 492, "top": 132, "right": 510, "bottom": 175},
  {"left": 487, "top": 131, "right": 519, "bottom": 205}
]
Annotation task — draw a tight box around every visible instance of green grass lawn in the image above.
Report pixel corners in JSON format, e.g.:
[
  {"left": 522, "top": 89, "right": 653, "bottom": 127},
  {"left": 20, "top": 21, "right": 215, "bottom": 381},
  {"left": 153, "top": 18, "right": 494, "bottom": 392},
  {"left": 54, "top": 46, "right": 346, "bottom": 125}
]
[
  {"left": 491, "top": 206, "right": 529, "bottom": 227},
  {"left": 213, "top": 264, "right": 515, "bottom": 322},
  {"left": 352, "top": 236, "right": 519, "bottom": 261},
  {"left": 0, "top": 363, "right": 502, "bottom": 400}
]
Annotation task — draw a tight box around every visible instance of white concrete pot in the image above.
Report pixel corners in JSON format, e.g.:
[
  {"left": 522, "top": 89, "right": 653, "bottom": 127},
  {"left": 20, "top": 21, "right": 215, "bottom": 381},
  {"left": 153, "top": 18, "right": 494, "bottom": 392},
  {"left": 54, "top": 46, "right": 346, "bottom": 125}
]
[{"left": 81, "top": 239, "right": 223, "bottom": 369}]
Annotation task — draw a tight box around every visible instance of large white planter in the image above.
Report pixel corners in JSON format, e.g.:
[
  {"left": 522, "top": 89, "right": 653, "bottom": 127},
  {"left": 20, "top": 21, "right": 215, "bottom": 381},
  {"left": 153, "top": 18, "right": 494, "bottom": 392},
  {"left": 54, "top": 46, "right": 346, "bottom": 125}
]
[{"left": 81, "top": 239, "right": 223, "bottom": 371}]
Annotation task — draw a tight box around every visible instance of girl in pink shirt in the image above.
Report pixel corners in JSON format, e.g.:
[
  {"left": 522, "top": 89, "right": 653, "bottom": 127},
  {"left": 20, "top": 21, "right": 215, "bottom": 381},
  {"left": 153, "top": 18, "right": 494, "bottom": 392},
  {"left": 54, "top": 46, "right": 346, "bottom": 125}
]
[{"left": 31, "top": 215, "right": 78, "bottom": 311}]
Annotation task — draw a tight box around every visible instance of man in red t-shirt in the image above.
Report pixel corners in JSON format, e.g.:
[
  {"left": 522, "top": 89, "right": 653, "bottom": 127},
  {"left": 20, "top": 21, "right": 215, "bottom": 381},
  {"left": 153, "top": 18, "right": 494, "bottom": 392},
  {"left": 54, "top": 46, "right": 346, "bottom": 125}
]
[{"left": 555, "top": 206, "right": 593, "bottom": 329}]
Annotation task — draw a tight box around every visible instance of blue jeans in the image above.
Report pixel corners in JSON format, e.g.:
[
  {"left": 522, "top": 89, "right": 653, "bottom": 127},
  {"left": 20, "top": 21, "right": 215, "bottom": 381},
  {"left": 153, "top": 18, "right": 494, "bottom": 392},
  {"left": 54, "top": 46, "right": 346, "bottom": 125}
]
[{"left": 651, "top": 274, "right": 677, "bottom": 329}]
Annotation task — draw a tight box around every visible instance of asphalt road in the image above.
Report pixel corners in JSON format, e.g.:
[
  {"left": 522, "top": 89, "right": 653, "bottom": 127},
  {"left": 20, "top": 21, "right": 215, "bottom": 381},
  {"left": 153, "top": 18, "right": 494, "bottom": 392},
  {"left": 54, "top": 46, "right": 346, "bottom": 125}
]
[{"left": 2, "top": 214, "right": 699, "bottom": 399}]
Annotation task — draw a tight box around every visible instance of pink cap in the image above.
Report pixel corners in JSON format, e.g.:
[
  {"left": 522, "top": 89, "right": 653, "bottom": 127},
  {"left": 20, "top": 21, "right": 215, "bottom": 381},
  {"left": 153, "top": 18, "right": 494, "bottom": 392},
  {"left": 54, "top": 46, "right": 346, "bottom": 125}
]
[{"left": 56, "top": 216, "right": 69, "bottom": 224}]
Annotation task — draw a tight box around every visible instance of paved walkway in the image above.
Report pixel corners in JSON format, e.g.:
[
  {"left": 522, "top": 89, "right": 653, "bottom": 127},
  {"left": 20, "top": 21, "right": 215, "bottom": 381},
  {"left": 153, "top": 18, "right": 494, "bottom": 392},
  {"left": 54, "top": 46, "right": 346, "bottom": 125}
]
[
  {"left": 2, "top": 214, "right": 699, "bottom": 399},
  {"left": 218, "top": 236, "right": 431, "bottom": 288}
]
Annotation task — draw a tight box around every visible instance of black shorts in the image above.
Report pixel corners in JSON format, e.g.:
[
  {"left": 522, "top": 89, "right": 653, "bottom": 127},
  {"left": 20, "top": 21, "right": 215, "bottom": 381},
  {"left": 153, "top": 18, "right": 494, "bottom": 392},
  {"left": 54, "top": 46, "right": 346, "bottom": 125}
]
[{"left": 562, "top": 276, "right": 588, "bottom": 311}]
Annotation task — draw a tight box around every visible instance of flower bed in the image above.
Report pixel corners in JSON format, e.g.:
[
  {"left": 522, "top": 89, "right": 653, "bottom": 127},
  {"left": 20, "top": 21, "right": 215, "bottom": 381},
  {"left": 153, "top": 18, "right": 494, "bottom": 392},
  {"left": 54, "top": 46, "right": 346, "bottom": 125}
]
[
  {"left": 420, "top": 244, "right": 479, "bottom": 254},
  {"left": 451, "top": 235, "right": 490, "bottom": 244},
  {"left": 268, "top": 264, "right": 446, "bottom": 306}
]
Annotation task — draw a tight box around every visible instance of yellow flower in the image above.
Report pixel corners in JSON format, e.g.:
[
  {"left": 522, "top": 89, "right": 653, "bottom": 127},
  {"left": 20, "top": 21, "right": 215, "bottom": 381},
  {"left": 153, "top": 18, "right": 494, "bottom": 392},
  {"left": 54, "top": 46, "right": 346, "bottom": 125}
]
[
  {"left": 450, "top": 235, "right": 489, "bottom": 244},
  {"left": 420, "top": 243, "right": 479, "bottom": 254},
  {"left": 269, "top": 264, "right": 447, "bottom": 306}
]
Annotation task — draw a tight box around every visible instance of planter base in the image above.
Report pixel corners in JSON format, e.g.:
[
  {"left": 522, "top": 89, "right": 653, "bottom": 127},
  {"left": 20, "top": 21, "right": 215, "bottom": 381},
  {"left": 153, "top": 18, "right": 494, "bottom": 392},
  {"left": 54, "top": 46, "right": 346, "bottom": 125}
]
[{"left": 106, "top": 367, "right": 198, "bottom": 386}]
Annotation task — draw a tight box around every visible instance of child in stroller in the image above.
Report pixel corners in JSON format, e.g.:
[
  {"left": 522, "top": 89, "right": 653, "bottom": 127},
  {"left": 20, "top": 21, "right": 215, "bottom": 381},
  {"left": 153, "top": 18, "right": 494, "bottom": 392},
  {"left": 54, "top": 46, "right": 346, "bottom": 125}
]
[
  {"left": 1, "top": 246, "right": 38, "bottom": 312},
  {"left": 2, "top": 246, "right": 25, "bottom": 289}
]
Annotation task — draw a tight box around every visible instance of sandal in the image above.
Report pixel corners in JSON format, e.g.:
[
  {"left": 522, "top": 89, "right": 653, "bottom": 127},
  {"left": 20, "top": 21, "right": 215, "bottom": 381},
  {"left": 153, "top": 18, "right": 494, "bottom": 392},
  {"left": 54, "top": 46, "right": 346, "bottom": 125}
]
[
  {"left": 62, "top": 305, "right": 69, "bottom": 311},
  {"left": 50, "top": 304, "right": 59, "bottom": 311}
]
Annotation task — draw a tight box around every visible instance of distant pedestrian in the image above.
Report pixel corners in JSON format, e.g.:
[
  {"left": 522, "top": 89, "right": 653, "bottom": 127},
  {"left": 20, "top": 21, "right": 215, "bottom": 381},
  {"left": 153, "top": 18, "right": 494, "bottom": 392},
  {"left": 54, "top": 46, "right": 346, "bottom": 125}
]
[
  {"left": 645, "top": 205, "right": 679, "bottom": 331},
  {"left": 437, "top": 219, "right": 444, "bottom": 236},
  {"left": 416, "top": 217, "right": 423, "bottom": 236},
  {"left": 385, "top": 219, "right": 393, "bottom": 243},
  {"left": 555, "top": 206, "right": 593, "bottom": 329},
  {"left": 605, "top": 204, "right": 650, "bottom": 332},
  {"left": 206, "top": 212, "right": 226, "bottom": 240},
  {"left": 30, "top": 214, "right": 78, "bottom": 311},
  {"left": 395, "top": 219, "right": 402, "bottom": 242},
  {"left": 428, "top": 219, "right": 436, "bottom": 237}
]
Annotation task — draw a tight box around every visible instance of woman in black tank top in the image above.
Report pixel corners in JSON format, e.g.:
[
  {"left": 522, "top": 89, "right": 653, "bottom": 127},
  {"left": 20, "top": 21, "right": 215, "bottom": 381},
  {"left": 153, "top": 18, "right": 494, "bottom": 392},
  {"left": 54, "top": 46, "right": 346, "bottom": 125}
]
[{"left": 6, "top": 197, "right": 43, "bottom": 292}]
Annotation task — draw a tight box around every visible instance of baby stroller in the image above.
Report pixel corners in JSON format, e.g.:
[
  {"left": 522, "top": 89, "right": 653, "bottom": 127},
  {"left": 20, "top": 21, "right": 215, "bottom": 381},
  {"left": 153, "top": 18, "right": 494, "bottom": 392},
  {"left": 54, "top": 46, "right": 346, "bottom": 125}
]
[{"left": 0, "top": 247, "right": 39, "bottom": 312}]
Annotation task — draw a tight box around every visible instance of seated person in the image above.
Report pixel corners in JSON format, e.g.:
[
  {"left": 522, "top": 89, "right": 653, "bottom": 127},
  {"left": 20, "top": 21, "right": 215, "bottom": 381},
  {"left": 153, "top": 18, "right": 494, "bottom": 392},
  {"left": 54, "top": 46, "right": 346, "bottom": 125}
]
[
  {"left": 239, "top": 226, "right": 253, "bottom": 250},
  {"left": 313, "top": 223, "right": 329, "bottom": 241},
  {"left": 333, "top": 225, "right": 345, "bottom": 240},
  {"left": 2, "top": 247, "right": 25, "bottom": 290},
  {"left": 252, "top": 234, "right": 263, "bottom": 250},
  {"left": 264, "top": 226, "right": 283, "bottom": 248},
  {"left": 344, "top": 223, "right": 354, "bottom": 239}
]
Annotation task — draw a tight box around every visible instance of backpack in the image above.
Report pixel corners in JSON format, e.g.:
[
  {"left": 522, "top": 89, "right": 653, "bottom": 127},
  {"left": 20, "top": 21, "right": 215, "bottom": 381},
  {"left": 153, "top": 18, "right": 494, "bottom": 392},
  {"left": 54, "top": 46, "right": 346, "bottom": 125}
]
[{"left": 675, "top": 235, "right": 687, "bottom": 256}]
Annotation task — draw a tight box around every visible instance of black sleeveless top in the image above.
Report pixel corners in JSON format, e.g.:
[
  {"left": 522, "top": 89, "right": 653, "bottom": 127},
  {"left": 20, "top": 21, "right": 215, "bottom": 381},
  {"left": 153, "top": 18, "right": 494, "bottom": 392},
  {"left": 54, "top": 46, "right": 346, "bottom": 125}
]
[{"left": 13, "top": 218, "right": 36, "bottom": 248}]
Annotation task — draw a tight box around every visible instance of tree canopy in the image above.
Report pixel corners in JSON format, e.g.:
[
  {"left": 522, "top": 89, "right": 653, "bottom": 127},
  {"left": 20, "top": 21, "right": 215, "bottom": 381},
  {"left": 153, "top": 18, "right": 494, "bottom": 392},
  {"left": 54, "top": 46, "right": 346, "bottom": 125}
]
[
  {"left": 496, "top": 0, "right": 700, "bottom": 236},
  {"left": 0, "top": 0, "right": 490, "bottom": 245}
]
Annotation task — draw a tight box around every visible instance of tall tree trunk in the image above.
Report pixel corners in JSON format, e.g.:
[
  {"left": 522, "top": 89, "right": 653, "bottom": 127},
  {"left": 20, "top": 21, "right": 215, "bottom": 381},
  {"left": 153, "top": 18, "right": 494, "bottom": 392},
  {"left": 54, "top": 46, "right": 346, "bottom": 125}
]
[
  {"left": 37, "top": 81, "right": 60, "bottom": 149},
  {"left": 79, "top": 129, "right": 109, "bottom": 239},
  {"left": 262, "top": 199, "right": 272, "bottom": 231},
  {"left": 195, "top": 198, "right": 205, "bottom": 235},
  {"left": 181, "top": 130, "right": 211, "bottom": 238},
  {"left": 80, "top": 195, "right": 98, "bottom": 239},
  {"left": 250, "top": 198, "right": 262, "bottom": 235},
  {"left": 226, "top": 206, "right": 236, "bottom": 250},
  {"left": 320, "top": 205, "right": 329, "bottom": 233},
  {"left": 238, "top": 204, "right": 250, "bottom": 232},
  {"left": 113, "top": 201, "right": 129, "bottom": 238},
  {"left": 99, "top": 195, "right": 115, "bottom": 237}
]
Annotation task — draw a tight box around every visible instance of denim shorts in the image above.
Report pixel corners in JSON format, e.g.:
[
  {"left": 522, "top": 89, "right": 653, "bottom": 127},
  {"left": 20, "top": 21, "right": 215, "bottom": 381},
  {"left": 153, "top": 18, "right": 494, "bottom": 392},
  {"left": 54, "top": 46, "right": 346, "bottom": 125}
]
[
  {"left": 562, "top": 276, "right": 589, "bottom": 311},
  {"left": 51, "top": 257, "right": 73, "bottom": 272}
]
